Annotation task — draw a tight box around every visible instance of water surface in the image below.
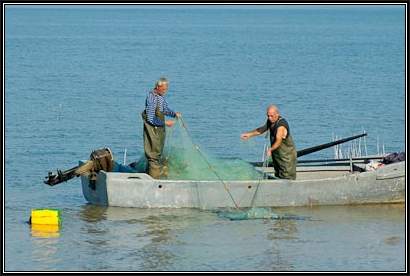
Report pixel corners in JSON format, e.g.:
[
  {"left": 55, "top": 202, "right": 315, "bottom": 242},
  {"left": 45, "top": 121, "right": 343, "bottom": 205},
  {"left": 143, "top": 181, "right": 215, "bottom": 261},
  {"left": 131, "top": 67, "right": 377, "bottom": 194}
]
[{"left": 4, "top": 5, "right": 406, "bottom": 271}]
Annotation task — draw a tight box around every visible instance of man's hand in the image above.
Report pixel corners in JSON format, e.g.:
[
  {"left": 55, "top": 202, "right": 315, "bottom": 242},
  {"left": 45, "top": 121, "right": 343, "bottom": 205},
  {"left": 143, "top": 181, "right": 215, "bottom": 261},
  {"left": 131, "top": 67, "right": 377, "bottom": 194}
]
[
  {"left": 240, "top": 133, "right": 251, "bottom": 140},
  {"left": 165, "top": 120, "right": 175, "bottom": 127},
  {"left": 266, "top": 147, "right": 272, "bottom": 157},
  {"left": 175, "top": 112, "right": 182, "bottom": 118}
]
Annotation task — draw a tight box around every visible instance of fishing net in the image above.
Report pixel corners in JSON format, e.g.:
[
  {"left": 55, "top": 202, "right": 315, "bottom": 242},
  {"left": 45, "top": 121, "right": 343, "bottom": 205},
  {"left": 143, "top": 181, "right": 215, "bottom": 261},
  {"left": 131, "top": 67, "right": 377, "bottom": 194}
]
[
  {"left": 217, "top": 207, "right": 279, "bottom": 220},
  {"left": 217, "top": 207, "right": 311, "bottom": 221},
  {"left": 125, "top": 119, "right": 263, "bottom": 180},
  {"left": 127, "top": 117, "right": 306, "bottom": 220},
  {"left": 162, "top": 119, "right": 262, "bottom": 181},
  {"left": 164, "top": 118, "right": 290, "bottom": 220}
]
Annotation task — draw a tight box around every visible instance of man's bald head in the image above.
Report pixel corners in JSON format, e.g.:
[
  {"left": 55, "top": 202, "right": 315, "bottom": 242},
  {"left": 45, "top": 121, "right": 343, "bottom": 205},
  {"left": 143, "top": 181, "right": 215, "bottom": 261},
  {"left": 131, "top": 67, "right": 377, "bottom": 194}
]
[
  {"left": 266, "top": 105, "right": 280, "bottom": 123},
  {"left": 267, "top": 105, "right": 279, "bottom": 114}
]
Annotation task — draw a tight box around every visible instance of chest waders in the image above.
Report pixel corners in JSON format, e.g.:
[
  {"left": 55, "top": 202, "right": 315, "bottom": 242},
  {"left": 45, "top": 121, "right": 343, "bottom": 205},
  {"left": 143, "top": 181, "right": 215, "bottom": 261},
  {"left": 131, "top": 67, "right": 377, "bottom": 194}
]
[
  {"left": 142, "top": 105, "right": 168, "bottom": 179},
  {"left": 268, "top": 118, "right": 297, "bottom": 180}
]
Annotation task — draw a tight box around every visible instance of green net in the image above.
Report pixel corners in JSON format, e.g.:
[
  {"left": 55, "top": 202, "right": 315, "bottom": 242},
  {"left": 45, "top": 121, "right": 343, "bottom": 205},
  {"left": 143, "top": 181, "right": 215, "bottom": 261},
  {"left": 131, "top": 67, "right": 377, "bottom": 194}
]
[
  {"left": 129, "top": 119, "right": 263, "bottom": 181},
  {"left": 161, "top": 119, "right": 262, "bottom": 181},
  {"left": 124, "top": 118, "right": 314, "bottom": 221},
  {"left": 127, "top": 118, "right": 309, "bottom": 220},
  {"left": 217, "top": 207, "right": 277, "bottom": 220},
  {"left": 217, "top": 207, "right": 311, "bottom": 221}
]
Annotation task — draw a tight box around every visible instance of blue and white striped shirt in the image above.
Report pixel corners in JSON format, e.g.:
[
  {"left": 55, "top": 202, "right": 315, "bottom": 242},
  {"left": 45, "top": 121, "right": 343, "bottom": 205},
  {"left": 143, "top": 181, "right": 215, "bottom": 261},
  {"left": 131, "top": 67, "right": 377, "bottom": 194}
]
[{"left": 144, "top": 90, "right": 176, "bottom": 126}]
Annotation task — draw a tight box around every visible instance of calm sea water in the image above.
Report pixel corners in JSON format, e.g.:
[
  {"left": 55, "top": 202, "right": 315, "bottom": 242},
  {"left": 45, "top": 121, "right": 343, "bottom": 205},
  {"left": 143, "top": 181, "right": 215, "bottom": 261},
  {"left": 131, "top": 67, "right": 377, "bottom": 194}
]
[{"left": 4, "top": 5, "right": 406, "bottom": 271}]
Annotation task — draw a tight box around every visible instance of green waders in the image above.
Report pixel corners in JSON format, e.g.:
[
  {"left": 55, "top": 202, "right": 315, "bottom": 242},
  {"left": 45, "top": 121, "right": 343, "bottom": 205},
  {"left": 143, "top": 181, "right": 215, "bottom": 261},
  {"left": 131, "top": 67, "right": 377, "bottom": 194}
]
[
  {"left": 141, "top": 108, "right": 169, "bottom": 179},
  {"left": 271, "top": 134, "right": 297, "bottom": 180}
]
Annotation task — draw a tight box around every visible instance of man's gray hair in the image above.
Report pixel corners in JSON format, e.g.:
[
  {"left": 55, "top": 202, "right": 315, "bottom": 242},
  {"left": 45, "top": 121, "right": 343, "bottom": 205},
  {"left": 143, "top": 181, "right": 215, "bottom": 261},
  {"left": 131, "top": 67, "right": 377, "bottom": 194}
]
[{"left": 155, "top": 77, "right": 168, "bottom": 87}]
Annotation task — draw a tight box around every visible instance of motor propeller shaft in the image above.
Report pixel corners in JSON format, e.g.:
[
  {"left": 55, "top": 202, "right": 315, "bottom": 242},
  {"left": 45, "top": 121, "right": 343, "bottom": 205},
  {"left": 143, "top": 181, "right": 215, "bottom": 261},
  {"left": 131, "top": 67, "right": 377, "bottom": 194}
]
[{"left": 44, "top": 148, "right": 114, "bottom": 186}]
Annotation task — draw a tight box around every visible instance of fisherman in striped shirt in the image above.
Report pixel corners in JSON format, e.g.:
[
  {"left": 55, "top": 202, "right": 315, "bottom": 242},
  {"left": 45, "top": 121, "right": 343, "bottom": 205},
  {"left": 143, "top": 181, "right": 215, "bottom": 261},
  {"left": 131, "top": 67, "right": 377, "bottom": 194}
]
[{"left": 141, "top": 77, "right": 181, "bottom": 179}]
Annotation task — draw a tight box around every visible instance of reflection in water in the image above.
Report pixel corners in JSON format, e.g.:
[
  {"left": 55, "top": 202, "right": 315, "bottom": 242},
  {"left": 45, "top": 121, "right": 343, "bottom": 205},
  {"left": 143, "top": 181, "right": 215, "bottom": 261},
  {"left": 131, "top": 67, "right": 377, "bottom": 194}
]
[
  {"left": 265, "top": 219, "right": 299, "bottom": 271},
  {"left": 130, "top": 209, "right": 206, "bottom": 270},
  {"left": 30, "top": 227, "right": 61, "bottom": 270},
  {"left": 55, "top": 204, "right": 404, "bottom": 271},
  {"left": 137, "top": 214, "right": 175, "bottom": 271},
  {"left": 78, "top": 204, "right": 108, "bottom": 223},
  {"left": 76, "top": 205, "right": 201, "bottom": 270},
  {"left": 268, "top": 219, "right": 299, "bottom": 241},
  {"left": 29, "top": 219, "right": 62, "bottom": 270},
  {"left": 264, "top": 204, "right": 405, "bottom": 271},
  {"left": 78, "top": 204, "right": 110, "bottom": 258},
  {"left": 31, "top": 224, "right": 60, "bottom": 238},
  {"left": 383, "top": 236, "right": 402, "bottom": 246}
]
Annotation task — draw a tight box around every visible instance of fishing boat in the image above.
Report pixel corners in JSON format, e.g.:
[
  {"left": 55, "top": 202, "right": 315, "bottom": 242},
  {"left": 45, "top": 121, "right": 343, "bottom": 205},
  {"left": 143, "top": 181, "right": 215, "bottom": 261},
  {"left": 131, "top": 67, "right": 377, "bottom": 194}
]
[
  {"left": 44, "top": 133, "right": 405, "bottom": 209},
  {"left": 78, "top": 160, "right": 404, "bottom": 209}
]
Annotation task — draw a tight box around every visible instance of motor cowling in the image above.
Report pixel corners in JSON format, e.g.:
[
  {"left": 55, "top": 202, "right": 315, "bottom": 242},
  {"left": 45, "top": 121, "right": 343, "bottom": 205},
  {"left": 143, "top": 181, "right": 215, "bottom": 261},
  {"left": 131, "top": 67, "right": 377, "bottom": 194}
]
[{"left": 90, "top": 148, "right": 114, "bottom": 172}]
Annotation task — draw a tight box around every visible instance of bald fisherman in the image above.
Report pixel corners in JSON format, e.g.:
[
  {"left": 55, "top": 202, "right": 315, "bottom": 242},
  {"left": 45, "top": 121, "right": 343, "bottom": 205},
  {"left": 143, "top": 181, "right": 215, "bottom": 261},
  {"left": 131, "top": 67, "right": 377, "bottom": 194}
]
[{"left": 241, "top": 105, "right": 297, "bottom": 180}]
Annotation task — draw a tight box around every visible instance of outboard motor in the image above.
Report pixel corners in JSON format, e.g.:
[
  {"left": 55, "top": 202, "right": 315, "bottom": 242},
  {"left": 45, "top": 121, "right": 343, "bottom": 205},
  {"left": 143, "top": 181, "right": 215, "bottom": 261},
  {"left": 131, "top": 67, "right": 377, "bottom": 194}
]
[{"left": 44, "top": 148, "right": 114, "bottom": 186}]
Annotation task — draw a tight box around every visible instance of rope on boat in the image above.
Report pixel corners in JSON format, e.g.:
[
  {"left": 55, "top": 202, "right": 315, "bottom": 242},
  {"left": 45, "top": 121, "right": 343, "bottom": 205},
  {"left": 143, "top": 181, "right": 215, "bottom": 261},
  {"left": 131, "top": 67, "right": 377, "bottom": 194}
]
[{"left": 178, "top": 116, "right": 240, "bottom": 209}]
